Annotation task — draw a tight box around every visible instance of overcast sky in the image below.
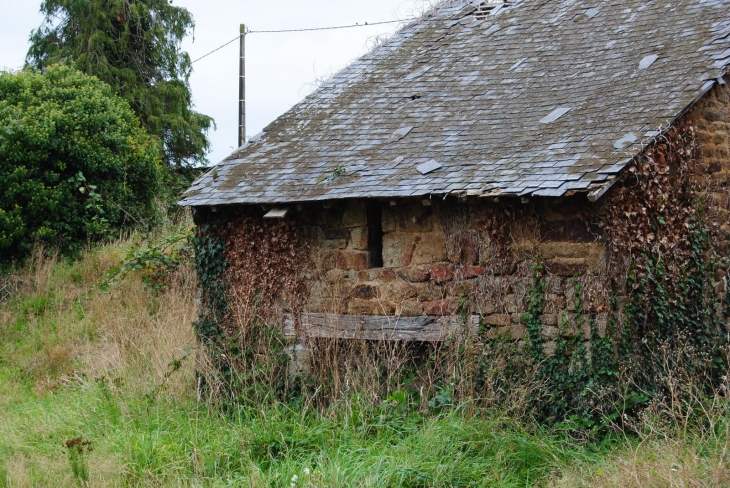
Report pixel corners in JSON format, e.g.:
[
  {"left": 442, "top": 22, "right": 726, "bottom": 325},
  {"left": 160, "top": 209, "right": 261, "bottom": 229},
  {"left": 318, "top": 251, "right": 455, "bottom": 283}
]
[{"left": 0, "top": 0, "right": 434, "bottom": 165}]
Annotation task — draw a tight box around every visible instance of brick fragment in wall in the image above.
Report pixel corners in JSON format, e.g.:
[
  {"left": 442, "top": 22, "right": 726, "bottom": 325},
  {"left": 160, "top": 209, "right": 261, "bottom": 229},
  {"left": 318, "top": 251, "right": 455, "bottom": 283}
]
[
  {"left": 350, "top": 227, "right": 369, "bottom": 250},
  {"left": 413, "top": 231, "right": 448, "bottom": 264},
  {"left": 430, "top": 263, "right": 454, "bottom": 283},
  {"left": 348, "top": 297, "right": 396, "bottom": 315},
  {"left": 334, "top": 250, "right": 371, "bottom": 270},
  {"left": 342, "top": 201, "right": 367, "bottom": 228},
  {"left": 453, "top": 265, "right": 485, "bottom": 281},
  {"left": 398, "top": 300, "right": 425, "bottom": 316},
  {"left": 350, "top": 283, "right": 378, "bottom": 300},
  {"left": 447, "top": 231, "right": 480, "bottom": 264},
  {"left": 413, "top": 282, "right": 445, "bottom": 301},
  {"left": 423, "top": 297, "right": 460, "bottom": 315},
  {"left": 380, "top": 279, "right": 418, "bottom": 301},
  {"left": 482, "top": 313, "right": 511, "bottom": 327},
  {"left": 396, "top": 266, "right": 431, "bottom": 283}
]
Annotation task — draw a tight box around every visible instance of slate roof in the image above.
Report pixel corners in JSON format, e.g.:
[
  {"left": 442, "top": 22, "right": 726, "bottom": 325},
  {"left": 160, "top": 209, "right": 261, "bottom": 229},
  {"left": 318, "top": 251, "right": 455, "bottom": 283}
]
[{"left": 181, "top": 0, "right": 730, "bottom": 207}]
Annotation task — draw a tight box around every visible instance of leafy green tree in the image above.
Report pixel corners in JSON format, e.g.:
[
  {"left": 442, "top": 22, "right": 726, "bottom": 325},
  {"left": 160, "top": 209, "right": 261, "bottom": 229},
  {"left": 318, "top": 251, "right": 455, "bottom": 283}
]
[
  {"left": 26, "top": 0, "right": 213, "bottom": 169},
  {"left": 0, "top": 65, "right": 162, "bottom": 262}
]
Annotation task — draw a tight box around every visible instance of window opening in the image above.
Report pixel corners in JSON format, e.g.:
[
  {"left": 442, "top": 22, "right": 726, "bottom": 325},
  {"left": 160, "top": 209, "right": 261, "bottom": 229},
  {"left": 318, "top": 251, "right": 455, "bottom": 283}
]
[{"left": 367, "top": 202, "right": 384, "bottom": 268}]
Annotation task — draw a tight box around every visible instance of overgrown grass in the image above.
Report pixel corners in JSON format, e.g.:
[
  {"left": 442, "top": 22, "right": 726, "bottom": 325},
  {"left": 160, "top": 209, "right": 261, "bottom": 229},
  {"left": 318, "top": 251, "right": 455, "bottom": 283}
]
[{"left": 0, "top": 227, "right": 728, "bottom": 486}]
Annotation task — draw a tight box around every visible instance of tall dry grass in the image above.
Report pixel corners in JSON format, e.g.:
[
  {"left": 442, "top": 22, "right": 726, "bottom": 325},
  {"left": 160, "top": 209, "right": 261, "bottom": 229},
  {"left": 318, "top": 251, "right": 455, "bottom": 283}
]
[
  {"left": 0, "top": 230, "right": 198, "bottom": 486},
  {"left": 0, "top": 237, "right": 197, "bottom": 400}
]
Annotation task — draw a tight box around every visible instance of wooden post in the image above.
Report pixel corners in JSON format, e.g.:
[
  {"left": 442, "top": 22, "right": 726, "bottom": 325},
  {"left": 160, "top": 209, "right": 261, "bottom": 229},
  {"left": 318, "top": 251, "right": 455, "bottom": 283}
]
[{"left": 238, "top": 24, "right": 246, "bottom": 148}]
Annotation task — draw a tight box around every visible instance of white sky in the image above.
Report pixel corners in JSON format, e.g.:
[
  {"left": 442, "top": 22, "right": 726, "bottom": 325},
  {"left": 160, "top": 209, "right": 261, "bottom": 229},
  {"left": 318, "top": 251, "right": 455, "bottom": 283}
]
[{"left": 0, "top": 0, "right": 434, "bottom": 165}]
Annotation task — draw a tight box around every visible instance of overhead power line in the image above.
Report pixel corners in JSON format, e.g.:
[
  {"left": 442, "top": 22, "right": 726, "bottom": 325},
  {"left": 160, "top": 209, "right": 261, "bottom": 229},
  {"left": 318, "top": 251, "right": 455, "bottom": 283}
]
[
  {"left": 191, "top": 19, "right": 406, "bottom": 64},
  {"left": 247, "top": 19, "right": 403, "bottom": 34},
  {"left": 192, "top": 36, "right": 239, "bottom": 64}
]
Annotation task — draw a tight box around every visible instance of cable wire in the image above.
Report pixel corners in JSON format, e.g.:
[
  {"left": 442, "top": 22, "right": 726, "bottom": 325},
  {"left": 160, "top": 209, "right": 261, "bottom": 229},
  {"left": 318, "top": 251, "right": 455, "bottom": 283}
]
[
  {"left": 247, "top": 19, "right": 403, "bottom": 34},
  {"left": 191, "top": 36, "right": 240, "bottom": 64},
  {"left": 191, "top": 19, "right": 406, "bottom": 64}
]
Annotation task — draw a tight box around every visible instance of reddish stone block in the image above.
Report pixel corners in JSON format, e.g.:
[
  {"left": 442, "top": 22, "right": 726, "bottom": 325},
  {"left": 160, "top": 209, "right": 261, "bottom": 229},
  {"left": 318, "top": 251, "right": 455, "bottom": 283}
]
[
  {"left": 430, "top": 263, "right": 454, "bottom": 283},
  {"left": 423, "top": 297, "right": 460, "bottom": 315},
  {"left": 454, "top": 265, "right": 485, "bottom": 281},
  {"left": 396, "top": 266, "right": 431, "bottom": 283},
  {"left": 334, "top": 250, "right": 371, "bottom": 270}
]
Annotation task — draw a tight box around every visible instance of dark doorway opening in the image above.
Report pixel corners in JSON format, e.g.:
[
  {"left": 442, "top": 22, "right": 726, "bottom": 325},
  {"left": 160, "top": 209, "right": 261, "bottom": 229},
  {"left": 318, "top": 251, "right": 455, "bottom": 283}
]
[{"left": 366, "top": 202, "right": 384, "bottom": 268}]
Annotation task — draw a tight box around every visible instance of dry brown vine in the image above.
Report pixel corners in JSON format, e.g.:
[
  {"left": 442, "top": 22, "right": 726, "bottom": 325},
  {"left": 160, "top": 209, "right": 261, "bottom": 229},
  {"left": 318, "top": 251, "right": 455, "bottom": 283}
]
[
  {"left": 223, "top": 214, "right": 309, "bottom": 334},
  {"left": 604, "top": 121, "right": 703, "bottom": 286}
]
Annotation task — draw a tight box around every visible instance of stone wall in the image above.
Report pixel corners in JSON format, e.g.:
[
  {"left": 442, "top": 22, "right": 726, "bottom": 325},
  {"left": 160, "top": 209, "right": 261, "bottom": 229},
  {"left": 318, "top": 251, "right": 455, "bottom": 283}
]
[
  {"left": 691, "top": 81, "right": 730, "bottom": 183},
  {"left": 208, "top": 79, "right": 730, "bottom": 349},
  {"left": 297, "top": 195, "right": 610, "bottom": 346},
  {"left": 689, "top": 80, "right": 730, "bottom": 249}
]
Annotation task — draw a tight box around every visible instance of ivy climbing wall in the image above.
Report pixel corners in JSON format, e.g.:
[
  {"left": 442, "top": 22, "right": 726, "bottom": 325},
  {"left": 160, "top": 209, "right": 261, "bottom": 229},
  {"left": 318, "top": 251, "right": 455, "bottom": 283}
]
[{"left": 191, "top": 82, "right": 730, "bottom": 419}]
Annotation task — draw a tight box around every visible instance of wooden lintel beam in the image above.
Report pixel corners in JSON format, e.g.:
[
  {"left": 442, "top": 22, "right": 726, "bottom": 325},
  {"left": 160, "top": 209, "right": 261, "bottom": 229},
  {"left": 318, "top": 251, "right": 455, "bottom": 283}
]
[{"left": 283, "top": 313, "right": 479, "bottom": 342}]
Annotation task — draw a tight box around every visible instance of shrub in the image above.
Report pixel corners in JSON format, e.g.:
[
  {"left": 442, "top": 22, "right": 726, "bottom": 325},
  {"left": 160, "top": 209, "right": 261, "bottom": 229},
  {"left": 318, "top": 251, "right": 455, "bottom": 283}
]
[{"left": 0, "top": 65, "right": 162, "bottom": 263}]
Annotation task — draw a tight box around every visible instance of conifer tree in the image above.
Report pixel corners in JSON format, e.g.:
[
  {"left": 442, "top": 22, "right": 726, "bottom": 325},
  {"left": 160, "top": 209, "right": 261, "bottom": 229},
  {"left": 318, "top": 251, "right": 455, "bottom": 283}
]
[{"left": 27, "top": 0, "right": 213, "bottom": 169}]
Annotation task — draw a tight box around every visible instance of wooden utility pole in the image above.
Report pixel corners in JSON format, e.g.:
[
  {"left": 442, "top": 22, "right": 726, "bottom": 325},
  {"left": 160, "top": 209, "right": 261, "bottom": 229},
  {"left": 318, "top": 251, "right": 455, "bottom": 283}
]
[{"left": 238, "top": 24, "right": 246, "bottom": 147}]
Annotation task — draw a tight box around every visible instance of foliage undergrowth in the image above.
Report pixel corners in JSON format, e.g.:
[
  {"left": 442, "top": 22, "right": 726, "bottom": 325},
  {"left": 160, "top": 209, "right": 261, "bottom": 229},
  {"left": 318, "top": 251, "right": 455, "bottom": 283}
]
[{"left": 0, "top": 224, "right": 728, "bottom": 486}]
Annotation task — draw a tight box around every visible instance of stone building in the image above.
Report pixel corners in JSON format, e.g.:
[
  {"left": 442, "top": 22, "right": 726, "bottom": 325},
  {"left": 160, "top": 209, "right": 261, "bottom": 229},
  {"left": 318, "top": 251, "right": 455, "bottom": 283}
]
[{"left": 181, "top": 0, "right": 730, "bottom": 351}]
